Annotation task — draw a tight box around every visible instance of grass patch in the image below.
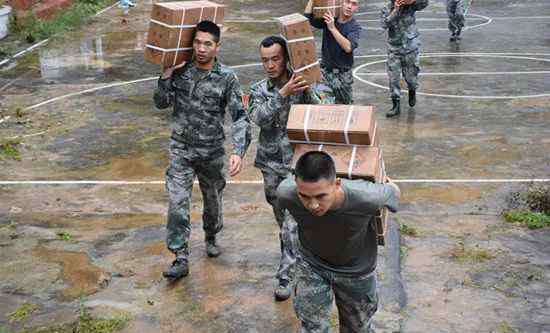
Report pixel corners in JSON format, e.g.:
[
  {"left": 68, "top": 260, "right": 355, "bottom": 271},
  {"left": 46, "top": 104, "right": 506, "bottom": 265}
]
[
  {"left": 7, "top": 303, "right": 40, "bottom": 323},
  {"left": 450, "top": 241, "right": 494, "bottom": 264},
  {"left": 57, "top": 231, "right": 73, "bottom": 241},
  {"left": 400, "top": 223, "right": 419, "bottom": 237},
  {"left": 17, "top": 305, "right": 128, "bottom": 333},
  {"left": 0, "top": 139, "right": 22, "bottom": 161},
  {"left": 503, "top": 210, "right": 550, "bottom": 229},
  {"left": 9, "top": 0, "right": 115, "bottom": 43}
]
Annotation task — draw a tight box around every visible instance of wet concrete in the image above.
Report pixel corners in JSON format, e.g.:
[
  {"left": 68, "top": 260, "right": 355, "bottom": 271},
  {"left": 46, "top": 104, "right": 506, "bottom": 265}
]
[{"left": 1, "top": 0, "right": 550, "bottom": 331}]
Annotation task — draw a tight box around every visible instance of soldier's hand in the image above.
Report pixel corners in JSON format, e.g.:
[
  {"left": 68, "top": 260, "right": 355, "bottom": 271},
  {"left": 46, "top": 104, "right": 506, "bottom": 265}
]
[
  {"left": 161, "top": 62, "right": 186, "bottom": 79},
  {"left": 323, "top": 12, "right": 336, "bottom": 31},
  {"left": 228, "top": 154, "right": 243, "bottom": 177},
  {"left": 279, "top": 73, "right": 309, "bottom": 97}
]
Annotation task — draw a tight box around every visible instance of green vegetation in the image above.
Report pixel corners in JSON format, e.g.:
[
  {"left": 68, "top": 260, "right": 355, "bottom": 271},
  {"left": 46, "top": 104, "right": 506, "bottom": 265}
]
[
  {"left": 450, "top": 241, "right": 494, "bottom": 263},
  {"left": 7, "top": 303, "right": 40, "bottom": 323},
  {"left": 0, "top": 139, "right": 21, "bottom": 161},
  {"left": 17, "top": 305, "right": 128, "bottom": 333},
  {"left": 496, "top": 321, "right": 519, "bottom": 333},
  {"left": 9, "top": 0, "right": 115, "bottom": 43},
  {"left": 400, "top": 223, "right": 419, "bottom": 237},
  {"left": 57, "top": 231, "right": 73, "bottom": 241},
  {"left": 503, "top": 210, "right": 550, "bottom": 229}
]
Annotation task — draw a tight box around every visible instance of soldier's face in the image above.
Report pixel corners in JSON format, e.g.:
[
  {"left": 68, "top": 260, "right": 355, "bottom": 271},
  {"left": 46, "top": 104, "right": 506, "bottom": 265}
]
[
  {"left": 296, "top": 177, "right": 341, "bottom": 216},
  {"left": 193, "top": 31, "right": 220, "bottom": 65},
  {"left": 342, "top": 0, "right": 359, "bottom": 18},
  {"left": 259, "top": 44, "right": 287, "bottom": 80}
]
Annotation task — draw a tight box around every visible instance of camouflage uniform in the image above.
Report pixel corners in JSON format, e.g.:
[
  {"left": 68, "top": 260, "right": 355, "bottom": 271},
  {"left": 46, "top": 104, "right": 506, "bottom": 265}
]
[
  {"left": 446, "top": 0, "right": 465, "bottom": 36},
  {"left": 381, "top": 0, "right": 429, "bottom": 100},
  {"left": 294, "top": 258, "right": 378, "bottom": 333},
  {"left": 320, "top": 66, "right": 354, "bottom": 105},
  {"left": 248, "top": 75, "right": 321, "bottom": 282},
  {"left": 154, "top": 59, "right": 251, "bottom": 258}
]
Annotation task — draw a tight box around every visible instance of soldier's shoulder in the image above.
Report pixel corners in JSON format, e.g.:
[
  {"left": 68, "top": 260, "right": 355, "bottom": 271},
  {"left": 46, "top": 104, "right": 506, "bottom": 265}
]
[
  {"left": 217, "top": 62, "right": 237, "bottom": 78},
  {"left": 276, "top": 177, "right": 297, "bottom": 201}
]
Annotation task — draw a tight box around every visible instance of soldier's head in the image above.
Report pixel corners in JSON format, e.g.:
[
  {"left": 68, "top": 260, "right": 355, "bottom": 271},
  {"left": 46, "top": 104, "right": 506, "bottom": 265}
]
[
  {"left": 259, "top": 35, "right": 289, "bottom": 80},
  {"left": 341, "top": 0, "right": 360, "bottom": 19},
  {"left": 295, "top": 151, "right": 342, "bottom": 217},
  {"left": 193, "top": 20, "right": 221, "bottom": 65}
]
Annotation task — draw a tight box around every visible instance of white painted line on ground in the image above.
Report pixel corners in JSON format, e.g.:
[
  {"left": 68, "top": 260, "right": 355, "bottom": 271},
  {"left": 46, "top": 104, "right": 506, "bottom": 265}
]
[
  {"left": 355, "top": 71, "right": 550, "bottom": 76},
  {"left": 94, "top": 0, "right": 120, "bottom": 16},
  {"left": 1, "top": 179, "right": 549, "bottom": 186},
  {"left": 353, "top": 53, "right": 550, "bottom": 99},
  {"left": 363, "top": 13, "right": 492, "bottom": 32},
  {"left": 359, "top": 17, "right": 486, "bottom": 22},
  {"left": 491, "top": 16, "right": 550, "bottom": 20}
]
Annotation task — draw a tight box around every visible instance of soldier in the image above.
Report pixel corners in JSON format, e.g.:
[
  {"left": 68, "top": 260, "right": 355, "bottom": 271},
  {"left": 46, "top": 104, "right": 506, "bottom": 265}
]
[
  {"left": 447, "top": 0, "right": 469, "bottom": 42},
  {"left": 153, "top": 21, "right": 251, "bottom": 280},
  {"left": 381, "top": 0, "right": 429, "bottom": 118},
  {"left": 249, "top": 35, "right": 321, "bottom": 301},
  {"left": 304, "top": 0, "right": 362, "bottom": 104},
  {"left": 277, "top": 151, "right": 400, "bottom": 332}
]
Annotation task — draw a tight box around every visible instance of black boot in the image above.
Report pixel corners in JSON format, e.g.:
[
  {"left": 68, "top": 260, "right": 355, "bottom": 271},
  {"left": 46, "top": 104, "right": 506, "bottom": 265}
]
[
  {"left": 450, "top": 32, "right": 456, "bottom": 42},
  {"left": 408, "top": 89, "right": 416, "bottom": 107},
  {"left": 455, "top": 28, "right": 462, "bottom": 40},
  {"left": 163, "top": 257, "right": 189, "bottom": 279},
  {"left": 274, "top": 279, "right": 292, "bottom": 301},
  {"left": 205, "top": 236, "right": 221, "bottom": 258},
  {"left": 386, "top": 98, "right": 401, "bottom": 118}
]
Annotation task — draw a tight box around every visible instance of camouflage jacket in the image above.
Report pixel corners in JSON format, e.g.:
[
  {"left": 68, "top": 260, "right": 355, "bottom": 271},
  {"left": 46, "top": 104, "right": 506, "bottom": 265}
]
[
  {"left": 381, "top": 0, "right": 429, "bottom": 53},
  {"left": 249, "top": 76, "right": 321, "bottom": 174},
  {"left": 154, "top": 59, "right": 251, "bottom": 159}
]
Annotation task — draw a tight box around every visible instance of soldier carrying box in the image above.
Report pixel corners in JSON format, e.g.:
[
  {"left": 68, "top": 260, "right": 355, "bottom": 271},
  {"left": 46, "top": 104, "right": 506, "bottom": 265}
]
[
  {"left": 153, "top": 21, "right": 251, "bottom": 280},
  {"left": 304, "top": 0, "right": 362, "bottom": 105},
  {"left": 277, "top": 151, "right": 400, "bottom": 332}
]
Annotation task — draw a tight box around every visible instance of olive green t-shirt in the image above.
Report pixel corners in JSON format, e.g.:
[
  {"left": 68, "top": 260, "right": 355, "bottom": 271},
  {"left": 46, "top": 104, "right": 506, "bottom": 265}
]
[{"left": 277, "top": 178, "right": 399, "bottom": 276}]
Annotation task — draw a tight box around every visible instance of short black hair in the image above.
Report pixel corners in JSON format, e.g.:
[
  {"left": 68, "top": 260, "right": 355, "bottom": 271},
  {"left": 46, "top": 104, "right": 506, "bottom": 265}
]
[
  {"left": 195, "top": 20, "right": 221, "bottom": 43},
  {"left": 259, "top": 35, "right": 288, "bottom": 59},
  {"left": 295, "top": 151, "right": 336, "bottom": 182}
]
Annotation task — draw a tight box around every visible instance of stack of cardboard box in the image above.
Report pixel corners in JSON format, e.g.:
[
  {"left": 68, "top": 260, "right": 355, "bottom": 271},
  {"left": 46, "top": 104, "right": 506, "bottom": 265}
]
[
  {"left": 288, "top": 104, "right": 388, "bottom": 246},
  {"left": 144, "top": 1, "right": 225, "bottom": 68},
  {"left": 276, "top": 13, "right": 321, "bottom": 85}
]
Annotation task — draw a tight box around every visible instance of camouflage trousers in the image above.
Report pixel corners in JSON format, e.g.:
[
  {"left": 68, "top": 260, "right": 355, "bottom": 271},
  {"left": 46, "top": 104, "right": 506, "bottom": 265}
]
[
  {"left": 386, "top": 50, "right": 420, "bottom": 100},
  {"left": 293, "top": 257, "right": 378, "bottom": 333},
  {"left": 320, "top": 65, "right": 354, "bottom": 105},
  {"left": 165, "top": 138, "right": 226, "bottom": 257},
  {"left": 447, "top": 0, "right": 465, "bottom": 34},
  {"left": 261, "top": 170, "right": 298, "bottom": 283}
]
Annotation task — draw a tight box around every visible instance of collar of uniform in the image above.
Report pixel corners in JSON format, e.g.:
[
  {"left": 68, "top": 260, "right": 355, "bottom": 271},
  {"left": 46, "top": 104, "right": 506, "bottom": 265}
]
[{"left": 186, "top": 57, "right": 222, "bottom": 74}]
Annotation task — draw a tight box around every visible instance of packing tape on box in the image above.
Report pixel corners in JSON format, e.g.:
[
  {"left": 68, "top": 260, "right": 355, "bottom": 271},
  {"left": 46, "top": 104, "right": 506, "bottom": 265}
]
[
  {"left": 344, "top": 105, "right": 354, "bottom": 145},
  {"left": 279, "top": 35, "right": 315, "bottom": 44},
  {"left": 347, "top": 145, "right": 357, "bottom": 179},
  {"left": 294, "top": 60, "right": 320, "bottom": 73},
  {"left": 318, "top": 144, "right": 324, "bottom": 151},
  {"left": 313, "top": 5, "right": 340, "bottom": 9},
  {"left": 290, "top": 140, "right": 375, "bottom": 147},
  {"left": 146, "top": 44, "right": 193, "bottom": 52},
  {"left": 303, "top": 104, "right": 312, "bottom": 142}
]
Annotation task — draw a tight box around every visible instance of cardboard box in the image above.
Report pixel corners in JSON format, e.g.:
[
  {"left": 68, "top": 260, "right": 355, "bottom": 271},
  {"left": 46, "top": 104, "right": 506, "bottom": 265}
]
[
  {"left": 277, "top": 13, "right": 321, "bottom": 84},
  {"left": 312, "top": 0, "right": 341, "bottom": 19},
  {"left": 287, "top": 105, "right": 376, "bottom": 145},
  {"left": 144, "top": 1, "right": 225, "bottom": 67},
  {"left": 292, "top": 144, "right": 382, "bottom": 181}
]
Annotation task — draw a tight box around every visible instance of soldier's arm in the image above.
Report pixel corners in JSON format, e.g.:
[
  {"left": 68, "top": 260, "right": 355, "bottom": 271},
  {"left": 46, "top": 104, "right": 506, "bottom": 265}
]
[
  {"left": 248, "top": 83, "right": 288, "bottom": 129},
  {"left": 153, "top": 77, "right": 174, "bottom": 109},
  {"left": 380, "top": 3, "right": 400, "bottom": 29},
  {"left": 227, "top": 74, "right": 252, "bottom": 158},
  {"left": 302, "top": 86, "right": 322, "bottom": 105},
  {"left": 413, "top": 0, "right": 429, "bottom": 11}
]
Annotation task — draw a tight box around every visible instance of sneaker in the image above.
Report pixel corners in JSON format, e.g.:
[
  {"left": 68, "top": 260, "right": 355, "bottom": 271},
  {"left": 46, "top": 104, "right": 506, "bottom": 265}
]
[
  {"left": 163, "top": 258, "right": 189, "bottom": 279},
  {"left": 206, "top": 237, "right": 221, "bottom": 258},
  {"left": 274, "top": 280, "right": 292, "bottom": 301}
]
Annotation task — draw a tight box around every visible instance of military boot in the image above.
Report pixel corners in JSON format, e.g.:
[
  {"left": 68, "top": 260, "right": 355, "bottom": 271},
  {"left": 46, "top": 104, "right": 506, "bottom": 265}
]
[
  {"left": 386, "top": 98, "right": 401, "bottom": 118},
  {"left": 205, "top": 236, "right": 221, "bottom": 258},
  {"left": 408, "top": 89, "right": 416, "bottom": 107},
  {"left": 455, "top": 28, "right": 462, "bottom": 40},
  {"left": 163, "top": 257, "right": 189, "bottom": 279},
  {"left": 274, "top": 279, "right": 292, "bottom": 301},
  {"left": 449, "top": 32, "right": 456, "bottom": 42}
]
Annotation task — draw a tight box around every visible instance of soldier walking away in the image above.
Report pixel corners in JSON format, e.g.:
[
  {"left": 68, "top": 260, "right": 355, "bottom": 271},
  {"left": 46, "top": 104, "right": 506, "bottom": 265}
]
[
  {"left": 153, "top": 21, "right": 251, "bottom": 280},
  {"left": 447, "top": 0, "right": 471, "bottom": 42},
  {"left": 249, "top": 36, "right": 321, "bottom": 301},
  {"left": 304, "top": 0, "right": 362, "bottom": 105},
  {"left": 381, "top": 0, "right": 429, "bottom": 118},
  {"left": 277, "top": 151, "right": 401, "bottom": 332}
]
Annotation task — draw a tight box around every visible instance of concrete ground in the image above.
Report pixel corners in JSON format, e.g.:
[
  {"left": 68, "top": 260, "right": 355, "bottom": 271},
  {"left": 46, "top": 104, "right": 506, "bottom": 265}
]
[{"left": 0, "top": 0, "right": 549, "bottom": 332}]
